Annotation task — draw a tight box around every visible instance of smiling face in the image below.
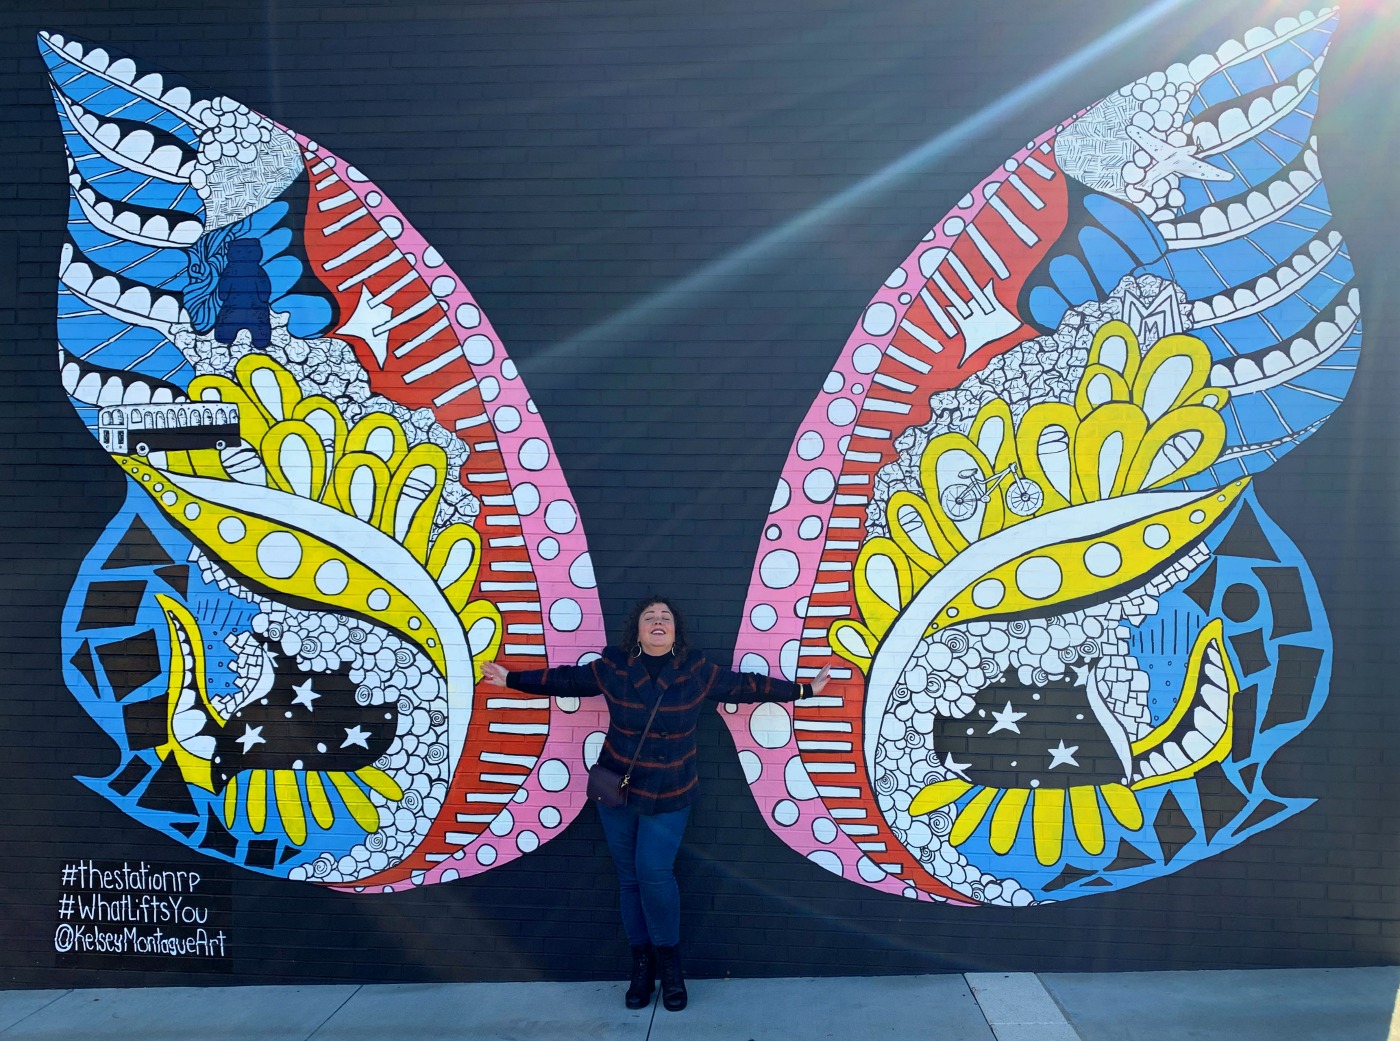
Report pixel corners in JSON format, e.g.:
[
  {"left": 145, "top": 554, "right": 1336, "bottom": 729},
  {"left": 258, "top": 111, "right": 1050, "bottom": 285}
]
[{"left": 637, "top": 601, "right": 676, "bottom": 656}]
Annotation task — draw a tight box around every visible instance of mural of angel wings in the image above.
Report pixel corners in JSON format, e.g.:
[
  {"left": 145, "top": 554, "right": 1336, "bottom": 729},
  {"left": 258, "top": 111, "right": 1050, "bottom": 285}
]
[
  {"left": 42, "top": 29, "right": 608, "bottom": 891},
  {"left": 728, "top": 7, "right": 1352, "bottom": 905},
  {"left": 43, "top": 5, "right": 1356, "bottom": 905}
]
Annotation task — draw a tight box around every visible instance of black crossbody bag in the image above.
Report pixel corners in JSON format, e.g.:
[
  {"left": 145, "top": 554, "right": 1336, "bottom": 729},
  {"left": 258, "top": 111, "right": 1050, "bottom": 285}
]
[{"left": 585, "top": 688, "right": 664, "bottom": 808}]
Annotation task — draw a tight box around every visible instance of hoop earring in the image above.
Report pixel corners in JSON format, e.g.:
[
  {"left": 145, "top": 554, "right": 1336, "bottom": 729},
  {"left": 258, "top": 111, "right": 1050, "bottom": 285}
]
[{"left": 631, "top": 642, "right": 642, "bottom": 659}]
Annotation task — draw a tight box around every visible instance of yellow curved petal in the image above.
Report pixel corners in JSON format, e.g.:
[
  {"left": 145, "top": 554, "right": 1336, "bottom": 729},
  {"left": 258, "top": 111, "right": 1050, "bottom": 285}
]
[
  {"left": 969, "top": 398, "right": 1017, "bottom": 472},
  {"left": 1088, "top": 320, "right": 1141, "bottom": 385},
  {"left": 989, "top": 787, "right": 1030, "bottom": 855},
  {"left": 330, "top": 451, "right": 392, "bottom": 525},
  {"left": 1182, "top": 385, "right": 1230, "bottom": 413},
  {"left": 1131, "top": 333, "right": 1213, "bottom": 422},
  {"left": 828, "top": 619, "right": 877, "bottom": 673},
  {"left": 1014, "top": 402, "right": 1079, "bottom": 512},
  {"left": 854, "top": 536, "right": 918, "bottom": 638},
  {"left": 887, "top": 492, "right": 957, "bottom": 572},
  {"left": 428, "top": 523, "right": 485, "bottom": 611},
  {"left": 1100, "top": 783, "right": 1144, "bottom": 831},
  {"left": 293, "top": 395, "right": 348, "bottom": 494},
  {"left": 1032, "top": 787, "right": 1066, "bottom": 866},
  {"left": 262, "top": 420, "right": 329, "bottom": 500},
  {"left": 274, "top": 770, "right": 308, "bottom": 846},
  {"left": 920, "top": 432, "right": 994, "bottom": 546},
  {"left": 1069, "top": 785, "right": 1106, "bottom": 856},
  {"left": 910, "top": 778, "right": 973, "bottom": 817},
  {"left": 346, "top": 411, "right": 408, "bottom": 468},
  {"left": 384, "top": 443, "right": 448, "bottom": 561},
  {"left": 355, "top": 766, "right": 405, "bottom": 802},
  {"left": 328, "top": 772, "right": 380, "bottom": 833},
  {"left": 222, "top": 776, "right": 239, "bottom": 827},
  {"left": 1125, "top": 405, "right": 1228, "bottom": 492},
  {"left": 306, "top": 772, "right": 335, "bottom": 831},
  {"left": 153, "top": 594, "right": 215, "bottom": 791},
  {"left": 1075, "top": 364, "right": 1131, "bottom": 418},
  {"left": 949, "top": 786, "right": 999, "bottom": 846},
  {"left": 247, "top": 771, "right": 268, "bottom": 834},
  {"left": 235, "top": 355, "right": 303, "bottom": 423},
  {"left": 1073, "top": 403, "right": 1148, "bottom": 502}
]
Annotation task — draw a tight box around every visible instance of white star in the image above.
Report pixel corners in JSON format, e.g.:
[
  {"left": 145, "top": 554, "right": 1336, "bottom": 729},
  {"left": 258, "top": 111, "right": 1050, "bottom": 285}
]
[
  {"left": 942, "top": 752, "right": 972, "bottom": 781},
  {"left": 988, "top": 701, "right": 1027, "bottom": 735},
  {"left": 236, "top": 724, "right": 265, "bottom": 754},
  {"left": 290, "top": 679, "right": 321, "bottom": 711},
  {"left": 341, "top": 725, "right": 371, "bottom": 750},
  {"left": 1047, "top": 740, "right": 1080, "bottom": 770}
]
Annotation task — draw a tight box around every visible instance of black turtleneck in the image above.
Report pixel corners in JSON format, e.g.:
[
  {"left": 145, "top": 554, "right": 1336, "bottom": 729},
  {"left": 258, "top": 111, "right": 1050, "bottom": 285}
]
[{"left": 640, "top": 650, "right": 670, "bottom": 681}]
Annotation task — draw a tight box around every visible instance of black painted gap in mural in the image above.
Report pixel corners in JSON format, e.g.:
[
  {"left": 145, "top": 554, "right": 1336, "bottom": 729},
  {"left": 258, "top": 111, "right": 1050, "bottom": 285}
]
[
  {"left": 1228, "top": 629, "right": 1269, "bottom": 678},
  {"left": 1195, "top": 762, "right": 1249, "bottom": 842},
  {"left": 1261, "top": 645, "right": 1324, "bottom": 733},
  {"left": 77, "top": 581, "right": 146, "bottom": 631},
  {"left": 1152, "top": 790, "right": 1195, "bottom": 865},
  {"left": 100, "top": 516, "right": 174, "bottom": 570},
  {"left": 1253, "top": 567, "right": 1310, "bottom": 638},
  {"left": 1213, "top": 502, "right": 1279, "bottom": 562},
  {"left": 94, "top": 630, "right": 161, "bottom": 700}
]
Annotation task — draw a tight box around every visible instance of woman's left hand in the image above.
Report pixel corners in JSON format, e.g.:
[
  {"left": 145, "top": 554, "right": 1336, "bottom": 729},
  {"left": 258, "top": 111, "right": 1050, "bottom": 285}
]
[{"left": 809, "top": 662, "right": 832, "bottom": 696}]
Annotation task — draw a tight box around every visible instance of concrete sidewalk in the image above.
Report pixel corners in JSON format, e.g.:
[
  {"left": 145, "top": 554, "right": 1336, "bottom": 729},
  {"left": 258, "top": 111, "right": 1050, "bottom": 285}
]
[{"left": 0, "top": 966, "right": 1394, "bottom": 1040}]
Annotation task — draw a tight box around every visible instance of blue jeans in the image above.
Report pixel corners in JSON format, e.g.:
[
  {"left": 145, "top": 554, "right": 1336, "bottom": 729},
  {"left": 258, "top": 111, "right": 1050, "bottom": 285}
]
[{"left": 596, "top": 803, "right": 691, "bottom": 948}]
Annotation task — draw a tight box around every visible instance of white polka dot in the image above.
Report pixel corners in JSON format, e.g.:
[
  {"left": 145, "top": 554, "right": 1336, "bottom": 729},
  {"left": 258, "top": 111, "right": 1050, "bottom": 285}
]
[
  {"left": 823, "top": 371, "right": 845, "bottom": 394},
  {"left": 751, "top": 604, "right": 778, "bottom": 631},
  {"left": 771, "top": 479, "right": 790, "bottom": 513},
  {"left": 862, "top": 302, "right": 897, "bottom": 336},
  {"left": 1084, "top": 542, "right": 1122, "bottom": 578},
  {"left": 803, "top": 469, "right": 835, "bottom": 503},
  {"left": 430, "top": 276, "right": 456, "bottom": 298},
  {"left": 408, "top": 616, "right": 421, "bottom": 630},
  {"left": 183, "top": 503, "right": 201, "bottom": 521},
  {"left": 1189, "top": 509, "right": 1206, "bottom": 524},
  {"left": 943, "top": 215, "right": 966, "bottom": 236},
  {"left": 798, "top": 516, "right": 822, "bottom": 540},
  {"left": 479, "top": 376, "right": 500, "bottom": 402},
  {"left": 161, "top": 490, "right": 177, "bottom": 506},
  {"left": 539, "top": 760, "right": 570, "bottom": 792},
  {"left": 549, "top": 598, "right": 582, "bottom": 632},
  {"left": 455, "top": 303, "right": 481, "bottom": 328},
  {"left": 760, "top": 549, "right": 800, "bottom": 589},
  {"left": 1143, "top": 523, "right": 1170, "bottom": 549},
  {"left": 972, "top": 578, "right": 1005, "bottom": 609},
  {"left": 812, "top": 817, "right": 837, "bottom": 843},
  {"left": 490, "top": 810, "right": 514, "bottom": 836},
  {"left": 765, "top": 525, "right": 781, "bottom": 540},
  {"left": 439, "top": 868, "right": 459, "bottom": 883},
  {"left": 257, "top": 531, "right": 302, "bottom": 579},
  {"left": 367, "top": 588, "right": 391, "bottom": 612},
  {"left": 493, "top": 405, "right": 521, "bottom": 433},
  {"left": 514, "top": 483, "right": 540, "bottom": 516},
  {"left": 919, "top": 247, "right": 946, "bottom": 277},
  {"left": 218, "top": 516, "right": 246, "bottom": 543},
  {"left": 852, "top": 343, "right": 881, "bottom": 374},
  {"left": 569, "top": 552, "right": 595, "bottom": 589},
  {"left": 740, "top": 653, "right": 770, "bottom": 674},
  {"left": 539, "top": 538, "right": 559, "bottom": 560},
  {"left": 797, "top": 430, "right": 824, "bottom": 460},
  {"left": 476, "top": 845, "right": 497, "bottom": 866},
  {"left": 345, "top": 166, "right": 366, "bottom": 182},
  {"left": 556, "top": 696, "right": 579, "bottom": 713},
  {"left": 422, "top": 246, "right": 443, "bottom": 267},
  {"left": 315, "top": 559, "right": 349, "bottom": 596},
  {"left": 380, "top": 215, "right": 403, "bottom": 238},
  {"left": 539, "top": 806, "right": 562, "bottom": 828},
  {"left": 774, "top": 800, "right": 799, "bottom": 826},
  {"left": 365, "top": 191, "right": 382, "bottom": 207},
  {"left": 885, "top": 266, "right": 907, "bottom": 288},
  {"left": 858, "top": 856, "right": 886, "bottom": 882},
  {"left": 583, "top": 731, "right": 606, "bottom": 768},
  {"left": 463, "top": 334, "right": 494, "bottom": 365},
  {"left": 517, "top": 831, "right": 539, "bottom": 853},
  {"left": 544, "top": 500, "right": 577, "bottom": 534},
  {"left": 501, "top": 360, "right": 517, "bottom": 379},
  {"left": 784, "top": 755, "right": 818, "bottom": 800},
  {"left": 738, "top": 749, "right": 761, "bottom": 783},
  {"left": 807, "top": 849, "right": 844, "bottom": 876},
  {"left": 826, "top": 398, "right": 856, "bottom": 427},
  {"left": 519, "top": 438, "right": 549, "bottom": 471},
  {"left": 1016, "top": 557, "right": 1062, "bottom": 600}
]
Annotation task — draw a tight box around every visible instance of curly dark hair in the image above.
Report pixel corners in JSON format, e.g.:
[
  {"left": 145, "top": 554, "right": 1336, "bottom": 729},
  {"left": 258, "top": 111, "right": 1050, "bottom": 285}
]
[{"left": 618, "top": 595, "right": 688, "bottom": 658}]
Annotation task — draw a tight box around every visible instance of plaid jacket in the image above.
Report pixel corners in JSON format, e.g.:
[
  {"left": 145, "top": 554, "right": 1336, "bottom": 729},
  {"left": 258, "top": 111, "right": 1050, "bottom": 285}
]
[{"left": 508, "top": 646, "right": 802, "bottom": 815}]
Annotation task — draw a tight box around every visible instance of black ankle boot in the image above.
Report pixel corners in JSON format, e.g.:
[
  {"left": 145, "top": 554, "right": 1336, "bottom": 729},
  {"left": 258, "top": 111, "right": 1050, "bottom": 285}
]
[
  {"left": 654, "top": 944, "right": 687, "bottom": 1011},
  {"left": 624, "top": 945, "right": 655, "bottom": 1009}
]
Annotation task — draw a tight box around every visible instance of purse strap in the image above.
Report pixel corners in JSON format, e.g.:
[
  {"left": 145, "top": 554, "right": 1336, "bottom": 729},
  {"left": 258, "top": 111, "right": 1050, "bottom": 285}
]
[{"left": 619, "top": 686, "right": 666, "bottom": 788}]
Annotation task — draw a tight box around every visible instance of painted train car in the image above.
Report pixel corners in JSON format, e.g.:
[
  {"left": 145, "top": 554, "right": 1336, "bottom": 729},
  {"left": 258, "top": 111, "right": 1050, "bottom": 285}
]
[{"left": 98, "top": 402, "right": 242, "bottom": 457}]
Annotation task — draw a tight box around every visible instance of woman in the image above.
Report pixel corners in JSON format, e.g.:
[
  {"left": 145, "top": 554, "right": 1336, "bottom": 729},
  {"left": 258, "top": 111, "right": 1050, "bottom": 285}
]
[{"left": 481, "top": 595, "right": 830, "bottom": 1012}]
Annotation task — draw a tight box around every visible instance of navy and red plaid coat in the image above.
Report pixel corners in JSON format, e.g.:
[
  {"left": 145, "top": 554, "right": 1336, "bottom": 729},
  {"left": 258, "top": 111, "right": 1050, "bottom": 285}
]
[{"left": 508, "top": 646, "right": 802, "bottom": 814}]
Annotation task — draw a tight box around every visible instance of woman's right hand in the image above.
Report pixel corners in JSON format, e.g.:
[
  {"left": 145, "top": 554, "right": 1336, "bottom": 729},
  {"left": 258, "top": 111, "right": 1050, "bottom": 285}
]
[{"left": 480, "top": 661, "right": 509, "bottom": 687}]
